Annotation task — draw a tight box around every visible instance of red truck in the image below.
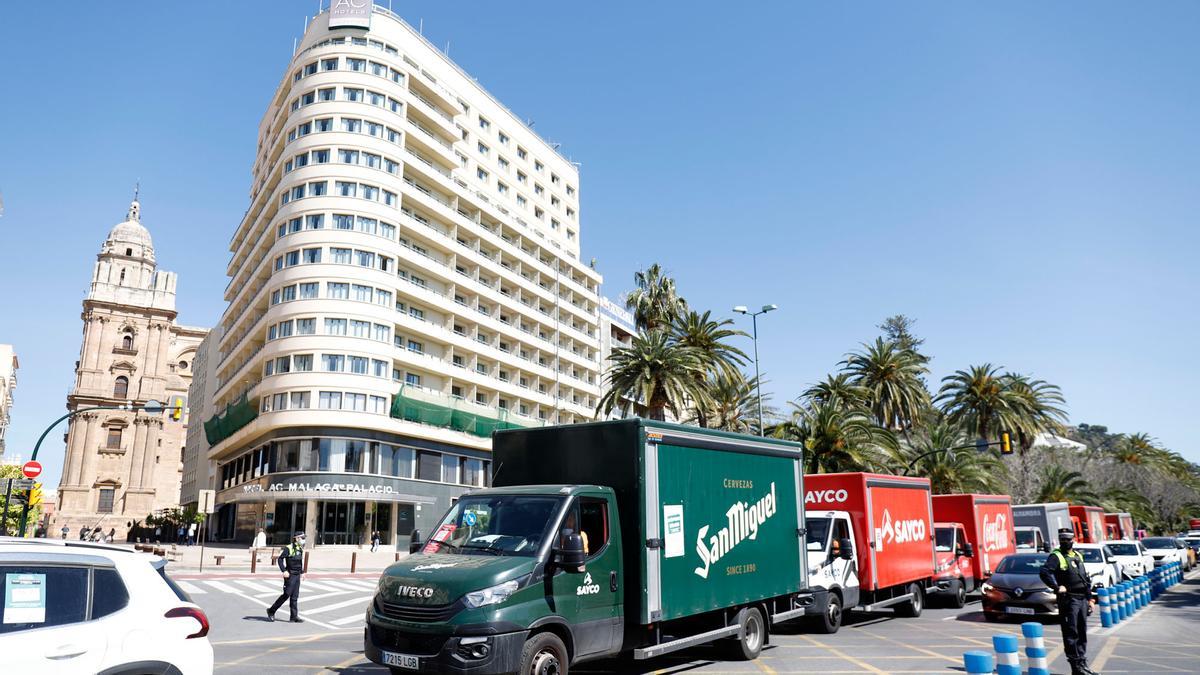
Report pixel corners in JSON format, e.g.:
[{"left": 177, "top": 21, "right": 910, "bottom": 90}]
[
  {"left": 804, "top": 473, "right": 936, "bottom": 623},
  {"left": 1105, "top": 513, "right": 1135, "bottom": 540},
  {"left": 930, "top": 494, "right": 1016, "bottom": 607},
  {"left": 1070, "top": 505, "right": 1106, "bottom": 543}
]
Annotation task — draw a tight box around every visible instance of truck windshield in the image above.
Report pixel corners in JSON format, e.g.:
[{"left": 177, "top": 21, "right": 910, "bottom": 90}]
[
  {"left": 935, "top": 527, "right": 956, "bottom": 552},
  {"left": 1015, "top": 530, "right": 1038, "bottom": 548},
  {"left": 424, "top": 494, "right": 563, "bottom": 557},
  {"left": 806, "top": 517, "right": 830, "bottom": 551}
]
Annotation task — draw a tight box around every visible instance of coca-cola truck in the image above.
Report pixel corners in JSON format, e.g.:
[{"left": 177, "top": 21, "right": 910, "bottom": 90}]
[
  {"left": 803, "top": 473, "right": 936, "bottom": 631},
  {"left": 1105, "top": 513, "right": 1135, "bottom": 540},
  {"left": 930, "top": 494, "right": 1016, "bottom": 607},
  {"left": 1070, "top": 505, "right": 1106, "bottom": 543}
]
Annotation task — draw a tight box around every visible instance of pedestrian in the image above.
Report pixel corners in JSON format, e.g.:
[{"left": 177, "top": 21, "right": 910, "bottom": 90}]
[
  {"left": 80, "top": 526, "right": 89, "bottom": 541},
  {"left": 61, "top": 525, "right": 69, "bottom": 539},
  {"left": 188, "top": 522, "right": 197, "bottom": 546},
  {"left": 154, "top": 525, "right": 161, "bottom": 543},
  {"left": 108, "top": 527, "right": 116, "bottom": 543},
  {"left": 371, "top": 530, "right": 380, "bottom": 553},
  {"left": 1040, "top": 528, "right": 1100, "bottom": 675},
  {"left": 267, "top": 531, "right": 306, "bottom": 623},
  {"left": 253, "top": 528, "right": 267, "bottom": 549},
  {"left": 177, "top": 524, "right": 185, "bottom": 545}
]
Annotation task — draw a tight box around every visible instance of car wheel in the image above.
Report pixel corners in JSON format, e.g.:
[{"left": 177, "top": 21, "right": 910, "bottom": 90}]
[
  {"left": 951, "top": 581, "right": 967, "bottom": 609},
  {"left": 519, "top": 632, "right": 568, "bottom": 675},
  {"left": 895, "top": 583, "right": 924, "bottom": 618},
  {"left": 813, "top": 593, "right": 843, "bottom": 634}
]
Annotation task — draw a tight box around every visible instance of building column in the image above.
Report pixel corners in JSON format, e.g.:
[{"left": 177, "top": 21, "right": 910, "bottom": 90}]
[
  {"left": 141, "top": 418, "right": 160, "bottom": 489},
  {"left": 304, "top": 499, "right": 319, "bottom": 547},
  {"left": 83, "top": 316, "right": 104, "bottom": 371},
  {"left": 129, "top": 417, "right": 149, "bottom": 487},
  {"left": 73, "top": 413, "right": 103, "bottom": 488}
]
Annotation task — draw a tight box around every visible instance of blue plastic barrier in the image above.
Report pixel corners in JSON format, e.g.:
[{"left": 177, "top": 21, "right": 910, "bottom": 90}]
[
  {"left": 1098, "top": 587, "right": 1112, "bottom": 627},
  {"left": 963, "top": 650, "right": 993, "bottom": 675},
  {"left": 1022, "top": 622, "right": 1050, "bottom": 675},
  {"left": 992, "top": 634, "right": 1020, "bottom": 675}
]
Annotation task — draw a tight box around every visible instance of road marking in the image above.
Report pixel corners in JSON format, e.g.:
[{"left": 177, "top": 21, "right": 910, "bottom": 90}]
[
  {"left": 232, "top": 579, "right": 278, "bottom": 594},
  {"left": 318, "top": 579, "right": 368, "bottom": 591},
  {"left": 301, "top": 595, "right": 372, "bottom": 615},
  {"left": 176, "top": 581, "right": 206, "bottom": 594},
  {"left": 202, "top": 580, "right": 240, "bottom": 593},
  {"left": 336, "top": 579, "right": 379, "bottom": 590},
  {"left": 297, "top": 590, "right": 354, "bottom": 604},
  {"left": 321, "top": 652, "right": 368, "bottom": 674},
  {"left": 298, "top": 580, "right": 337, "bottom": 591},
  {"left": 330, "top": 613, "right": 366, "bottom": 626},
  {"left": 1093, "top": 637, "right": 1120, "bottom": 671},
  {"left": 798, "top": 634, "right": 888, "bottom": 674}
]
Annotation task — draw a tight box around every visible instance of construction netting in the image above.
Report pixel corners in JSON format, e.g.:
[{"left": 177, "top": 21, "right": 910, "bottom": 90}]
[
  {"left": 203, "top": 393, "right": 259, "bottom": 445},
  {"left": 389, "top": 384, "right": 541, "bottom": 437}
]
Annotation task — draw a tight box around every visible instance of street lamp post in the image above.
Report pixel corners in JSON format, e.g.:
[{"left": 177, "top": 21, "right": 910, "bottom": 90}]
[{"left": 732, "top": 304, "right": 777, "bottom": 436}]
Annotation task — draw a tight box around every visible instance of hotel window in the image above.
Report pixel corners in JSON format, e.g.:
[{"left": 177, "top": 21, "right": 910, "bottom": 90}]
[
  {"left": 372, "top": 359, "right": 388, "bottom": 377},
  {"left": 388, "top": 98, "right": 402, "bottom": 113},
  {"left": 353, "top": 284, "right": 372, "bottom": 302},
  {"left": 336, "top": 181, "right": 357, "bottom": 197},
  {"left": 106, "top": 427, "right": 123, "bottom": 449},
  {"left": 376, "top": 289, "right": 392, "bottom": 305},
  {"left": 98, "top": 488, "right": 115, "bottom": 514},
  {"left": 296, "top": 122, "right": 312, "bottom": 136},
  {"left": 346, "top": 393, "right": 367, "bottom": 411},
  {"left": 370, "top": 61, "right": 387, "bottom": 76},
  {"left": 314, "top": 118, "right": 333, "bottom": 132},
  {"left": 498, "top": 157, "right": 509, "bottom": 171},
  {"left": 407, "top": 339, "right": 424, "bottom": 354},
  {"left": 355, "top": 250, "right": 375, "bottom": 267},
  {"left": 339, "top": 149, "right": 360, "bottom": 164},
  {"left": 477, "top": 168, "right": 489, "bottom": 181},
  {"left": 290, "top": 391, "right": 311, "bottom": 409},
  {"left": 390, "top": 68, "right": 404, "bottom": 83},
  {"left": 327, "top": 283, "right": 349, "bottom": 300},
  {"left": 275, "top": 356, "right": 291, "bottom": 374},
  {"left": 322, "top": 354, "right": 345, "bottom": 372},
  {"left": 271, "top": 290, "right": 281, "bottom": 304},
  {"left": 293, "top": 354, "right": 313, "bottom": 371},
  {"left": 295, "top": 153, "right": 309, "bottom": 168},
  {"left": 370, "top": 395, "right": 387, "bottom": 414},
  {"left": 342, "top": 118, "right": 361, "bottom": 133},
  {"left": 307, "top": 214, "right": 324, "bottom": 229},
  {"left": 280, "top": 285, "right": 297, "bottom": 301},
  {"left": 277, "top": 320, "right": 294, "bottom": 337},
  {"left": 312, "top": 148, "right": 331, "bottom": 162},
  {"left": 301, "top": 91, "right": 315, "bottom": 106},
  {"left": 497, "top": 183, "right": 508, "bottom": 195},
  {"left": 517, "top": 147, "right": 528, "bottom": 159},
  {"left": 498, "top": 132, "right": 509, "bottom": 146},
  {"left": 362, "top": 185, "right": 378, "bottom": 200},
  {"left": 325, "top": 318, "right": 347, "bottom": 335},
  {"left": 416, "top": 451, "right": 442, "bottom": 481},
  {"left": 351, "top": 320, "right": 370, "bottom": 337},
  {"left": 516, "top": 195, "right": 526, "bottom": 207},
  {"left": 384, "top": 158, "right": 400, "bottom": 174},
  {"left": 273, "top": 393, "right": 288, "bottom": 410},
  {"left": 517, "top": 171, "right": 527, "bottom": 184},
  {"left": 566, "top": 185, "right": 576, "bottom": 197},
  {"left": 348, "top": 356, "right": 368, "bottom": 375},
  {"left": 409, "top": 307, "right": 424, "bottom": 321},
  {"left": 302, "top": 248, "right": 321, "bottom": 264},
  {"left": 475, "top": 392, "right": 487, "bottom": 405},
  {"left": 405, "top": 372, "right": 422, "bottom": 387},
  {"left": 347, "top": 58, "right": 365, "bottom": 72},
  {"left": 363, "top": 153, "right": 381, "bottom": 169},
  {"left": 331, "top": 247, "right": 351, "bottom": 264},
  {"left": 383, "top": 190, "right": 397, "bottom": 206},
  {"left": 366, "top": 122, "right": 383, "bottom": 137},
  {"left": 477, "top": 142, "right": 489, "bottom": 156},
  {"left": 319, "top": 391, "right": 342, "bottom": 409},
  {"left": 321, "top": 57, "right": 338, "bottom": 71},
  {"left": 318, "top": 87, "right": 335, "bottom": 101},
  {"left": 367, "top": 91, "right": 385, "bottom": 107},
  {"left": 534, "top": 184, "right": 544, "bottom": 195},
  {"left": 478, "top": 117, "right": 490, "bottom": 130},
  {"left": 304, "top": 62, "right": 318, "bottom": 76},
  {"left": 296, "top": 318, "right": 316, "bottom": 335},
  {"left": 535, "top": 160, "right": 544, "bottom": 173},
  {"left": 374, "top": 324, "right": 390, "bottom": 341},
  {"left": 333, "top": 214, "right": 354, "bottom": 230}
]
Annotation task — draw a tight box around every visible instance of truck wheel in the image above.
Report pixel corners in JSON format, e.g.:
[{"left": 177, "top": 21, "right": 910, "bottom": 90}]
[
  {"left": 813, "top": 594, "right": 842, "bottom": 634},
  {"left": 894, "top": 583, "right": 924, "bottom": 618},
  {"left": 724, "top": 607, "right": 765, "bottom": 660},
  {"left": 519, "top": 632, "right": 568, "bottom": 675},
  {"left": 950, "top": 581, "right": 966, "bottom": 609}
]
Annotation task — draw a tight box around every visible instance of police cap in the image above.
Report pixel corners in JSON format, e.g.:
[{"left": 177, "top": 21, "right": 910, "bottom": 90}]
[{"left": 1057, "top": 528, "right": 1074, "bottom": 540}]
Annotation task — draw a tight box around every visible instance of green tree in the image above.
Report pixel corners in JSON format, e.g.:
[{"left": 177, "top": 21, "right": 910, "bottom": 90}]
[
  {"left": 878, "top": 314, "right": 930, "bottom": 365},
  {"left": 1035, "top": 466, "right": 1099, "bottom": 504},
  {"left": 671, "top": 310, "right": 748, "bottom": 426},
  {"left": 690, "top": 372, "right": 771, "bottom": 434},
  {"left": 775, "top": 395, "right": 897, "bottom": 474},
  {"left": 935, "top": 364, "right": 1025, "bottom": 442},
  {"left": 624, "top": 263, "right": 687, "bottom": 332},
  {"left": 0, "top": 465, "right": 39, "bottom": 537},
  {"left": 596, "top": 330, "right": 705, "bottom": 421},
  {"left": 803, "top": 373, "right": 870, "bottom": 407},
  {"left": 1002, "top": 373, "right": 1068, "bottom": 450},
  {"left": 842, "top": 337, "right": 931, "bottom": 432},
  {"left": 901, "top": 421, "right": 1006, "bottom": 494}
]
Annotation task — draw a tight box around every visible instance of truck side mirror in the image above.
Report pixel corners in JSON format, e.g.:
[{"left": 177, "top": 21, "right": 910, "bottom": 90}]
[
  {"left": 555, "top": 532, "right": 586, "bottom": 572},
  {"left": 1041, "top": 542, "right": 1052, "bottom": 553},
  {"left": 409, "top": 529, "right": 423, "bottom": 555},
  {"left": 963, "top": 543, "right": 975, "bottom": 558},
  {"left": 837, "top": 537, "right": 853, "bottom": 560}
]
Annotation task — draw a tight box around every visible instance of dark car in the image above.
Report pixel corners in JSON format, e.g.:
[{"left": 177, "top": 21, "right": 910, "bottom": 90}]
[{"left": 981, "top": 552, "right": 1058, "bottom": 622}]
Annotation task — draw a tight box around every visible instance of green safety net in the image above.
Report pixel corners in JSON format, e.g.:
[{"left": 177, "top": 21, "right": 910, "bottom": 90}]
[
  {"left": 203, "top": 393, "right": 259, "bottom": 445},
  {"left": 390, "top": 384, "right": 541, "bottom": 437}
]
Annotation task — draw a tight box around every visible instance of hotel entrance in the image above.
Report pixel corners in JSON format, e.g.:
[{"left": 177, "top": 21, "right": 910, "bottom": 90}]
[{"left": 316, "top": 501, "right": 367, "bottom": 545}]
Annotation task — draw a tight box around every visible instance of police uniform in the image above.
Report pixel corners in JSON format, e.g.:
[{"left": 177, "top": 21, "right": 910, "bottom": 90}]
[
  {"left": 268, "top": 534, "right": 306, "bottom": 622},
  {"left": 1040, "top": 531, "right": 1098, "bottom": 675}
]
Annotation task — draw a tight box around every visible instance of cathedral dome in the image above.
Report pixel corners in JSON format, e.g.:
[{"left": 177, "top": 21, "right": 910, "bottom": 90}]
[{"left": 102, "top": 200, "right": 156, "bottom": 262}]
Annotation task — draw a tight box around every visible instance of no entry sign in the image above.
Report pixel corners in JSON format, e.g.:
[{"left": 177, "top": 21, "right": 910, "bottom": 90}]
[{"left": 22, "top": 461, "right": 42, "bottom": 480}]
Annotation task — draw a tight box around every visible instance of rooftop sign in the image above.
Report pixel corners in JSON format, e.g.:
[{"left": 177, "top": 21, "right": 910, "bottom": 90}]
[{"left": 329, "top": 0, "right": 371, "bottom": 29}]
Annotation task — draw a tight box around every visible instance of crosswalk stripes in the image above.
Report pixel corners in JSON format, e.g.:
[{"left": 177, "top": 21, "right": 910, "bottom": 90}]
[
  {"left": 303, "top": 595, "right": 374, "bottom": 615},
  {"left": 185, "top": 576, "right": 379, "bottom": 629},
  {"left": 201, "top": 580, "right": 240, "bottom": 593},
  {"left": 330, "top": 612, "right": 368, "bottom": 626},
  {"left": 175, "top": 581, "right": 206, "bottom": 594},
  {"left": 232, "top": 579, "right": 278, "bottom": 594}
]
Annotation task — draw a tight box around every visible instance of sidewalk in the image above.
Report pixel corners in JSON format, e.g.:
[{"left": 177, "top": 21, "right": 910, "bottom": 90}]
[{"left": 119, "top": 540, "right": 411, "bottom": 574}]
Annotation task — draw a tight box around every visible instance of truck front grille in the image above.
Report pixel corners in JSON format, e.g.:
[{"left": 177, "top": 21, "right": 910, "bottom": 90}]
[
  {"left": 369, "top": 625, "right": 449, "bottom": 655},
  {"left": 374, "top": 596, "right": 460, "bottom": 623}
]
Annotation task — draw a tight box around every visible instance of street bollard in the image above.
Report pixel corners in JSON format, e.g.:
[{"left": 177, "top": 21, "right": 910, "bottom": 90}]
[
  {"left": 1022, "top": 622, "right": 1050, "bottom": 675},
  {"left": 963, "top": 650, "right": 993, "bottom": 675},
  {"left": 1110, "top": 585, "right": 1122, "bottom": 625},
  {"left": 351, "top": 551, "right": 357, "bottom": 574},
  {"left": 992, "top": 634, "right": 1020, "bottom": 675},
  {"left": 1129, "top": 580, "right": 1139, "bottom": 613},
  {"left": 251, "top": 548, "right": 258, "bottom": 574},
  {"left": 1124, "top": 581, "right": 1134, "bottom": 616},
  {"left": 1098, "top": 587, "right": 1112, "bottom": 627},
  {"left": 1142, "top": 576, "right": 1150, "bottom": 606},
  {"left": 303, "top": 550, "right": 310, "bottom": 574},
  {"left": 1118, "top": 582, "right": 1129, "bottom": 620},
  {"left": 395, "top": 552, "right": 400, "bottom": 562}
]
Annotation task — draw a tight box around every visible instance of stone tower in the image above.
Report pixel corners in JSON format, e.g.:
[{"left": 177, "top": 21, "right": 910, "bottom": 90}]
[{"left": 52, "top": 197, "right": 207, "bottom": 539}]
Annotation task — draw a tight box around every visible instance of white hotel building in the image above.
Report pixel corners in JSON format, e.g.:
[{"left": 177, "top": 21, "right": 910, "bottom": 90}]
[{"left": 205, "top": 5, "right": 602, "bottom": 547}]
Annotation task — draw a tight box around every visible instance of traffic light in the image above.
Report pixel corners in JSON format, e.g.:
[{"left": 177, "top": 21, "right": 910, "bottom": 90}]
[
  {"left": 28, "top": 483, "right": 42, "bottom": 508},
  {"left": 1000, "top": 432, "right": 1013, "bottom": 455},
  {"left": 171, "top": 396, "right": 185, "bottom": 421}
]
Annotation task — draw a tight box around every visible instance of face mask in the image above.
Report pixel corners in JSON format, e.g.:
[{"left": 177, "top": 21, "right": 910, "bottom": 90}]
[{"left": 1060, "top": 540, "right": 1073, "bottom": 551}]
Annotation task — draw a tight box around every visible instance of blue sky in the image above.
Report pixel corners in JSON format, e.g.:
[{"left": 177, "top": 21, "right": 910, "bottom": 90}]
[{"left": 1, "top": 1, "right": 1197, "bottom": 493}]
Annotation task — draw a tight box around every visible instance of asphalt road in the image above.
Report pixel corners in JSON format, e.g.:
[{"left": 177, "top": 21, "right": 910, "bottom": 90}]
[{"left": 188, "top": 568, "right": 1200, "bottom": 674}]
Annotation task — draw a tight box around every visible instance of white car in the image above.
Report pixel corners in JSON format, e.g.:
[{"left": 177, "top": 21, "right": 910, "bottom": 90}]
[
  {"left": 1103, "top": 540, "right": 1154, "bottom": 579},
  {"left": 1075, "top": 544, "right": 1119, "bottom": 588},
  {"left": 0, "top": 537, "right": 213, "bottom": 674},
  {"left": 1142, "top": 536, "right": 1188, "bottom": 569}
]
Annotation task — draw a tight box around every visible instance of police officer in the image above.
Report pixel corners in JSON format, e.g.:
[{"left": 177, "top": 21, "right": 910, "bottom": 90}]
[
  {"left": 267, "top": 531, "right": 306, "bottom": 623},
  {"left": 1040, "top": 528, "right": 1100, "bottom": 675}
]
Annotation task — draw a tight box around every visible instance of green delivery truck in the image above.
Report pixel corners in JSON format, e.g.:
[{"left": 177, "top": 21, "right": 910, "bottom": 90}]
[{"left": 365, "top": 419, "right": 809, "bottom": 674}]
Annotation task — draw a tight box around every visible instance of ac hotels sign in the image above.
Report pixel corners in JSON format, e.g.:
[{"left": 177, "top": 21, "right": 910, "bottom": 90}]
[{"left": 329, "top": 0, "right": 371, "bottom": 29}]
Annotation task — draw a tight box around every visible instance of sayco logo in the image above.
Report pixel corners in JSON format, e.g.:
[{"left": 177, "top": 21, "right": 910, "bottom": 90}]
[
  {"left": 694, "top": 483, "right": 778, "bottom": 579},
  {"left": 981, "top": 513, "right": 1009, "bottom": 552},
  {"left": 576, "top": 572, "right": 600, "bottom": 596},
  {"left": 805, "top": 489, "right": 849, "bottom": 505},
  {"left": 875, "top": 508, "right": 926, "bottom": 551}
]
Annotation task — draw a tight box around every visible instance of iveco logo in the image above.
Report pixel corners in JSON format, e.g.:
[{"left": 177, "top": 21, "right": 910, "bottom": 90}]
[
  {"left": 805, "top": 489, "right": 849, "bottom": 504},
  {"left": 394, "top": 585, "right": 435, "bottom": 599}
]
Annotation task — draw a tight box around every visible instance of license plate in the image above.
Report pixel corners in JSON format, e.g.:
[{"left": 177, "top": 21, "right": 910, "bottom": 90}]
[
  {"left": 1005, "top": 606, "right": 1035, "bottom": 615},
  {"left": 382, "top": 651, "right": 419, "bottom": 670}
]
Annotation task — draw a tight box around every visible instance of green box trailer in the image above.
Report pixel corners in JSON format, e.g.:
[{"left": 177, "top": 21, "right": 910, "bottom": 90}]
[{"left": 365, "top": 419, "right": 808, "bottom": 674}]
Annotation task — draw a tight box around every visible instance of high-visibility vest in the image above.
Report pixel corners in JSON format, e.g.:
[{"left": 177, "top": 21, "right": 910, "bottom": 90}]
[{"left": 1051, "top": 549, "right": 1083, "bottom": 569}]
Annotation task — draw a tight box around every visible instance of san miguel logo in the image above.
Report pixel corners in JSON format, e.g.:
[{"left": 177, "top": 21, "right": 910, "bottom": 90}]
[
  {"left": 981, "top": 513, "right": 1009, "bottom": 552},
  {"left": 875, "top": 508, "right": 926, "bottom": 552},
  {"left": 694, "top": 483, "right": 777, "bottom": 579}
]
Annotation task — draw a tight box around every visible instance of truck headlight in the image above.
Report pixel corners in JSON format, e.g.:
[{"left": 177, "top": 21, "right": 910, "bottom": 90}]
[
  {"left": 981, "top": 582, "right": 994, "bottom": 593},
  {"left": 465, "top": 580, "right": 520, "bottom": 608}
]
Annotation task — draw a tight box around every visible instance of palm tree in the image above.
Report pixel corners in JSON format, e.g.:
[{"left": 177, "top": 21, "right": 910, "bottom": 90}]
[
  {"left": 596, "top": 330, "right": 704, "bottom": 421},
  {"left": 671, "top": 310, "right": 748, "bottom": 426},
  {"left": 803, "top": 374, "right": 870, "bottom": 407},
  {"left": 687, "top": 372, "right": 771, "bottom": 434},
  {"left": 1002, "top": 373, "right": 1068, "bottom": 450},
  {"left": 1035, "top": 466, "right": 1099, "bottom": 504},
  {"left": 842, "top": 337, "right": 931, "bottom": 433},
  {"left": 902, "top": 421, "right": 1006, "bottom": 494},
  {"left": 935, "top": 364, "right": 1024, "bottom": 442},
  {"left": 624, "top": 264, "right": 687, "bottom": 332},
  {"left": 1109, "top": 433, "right": 1166, "bottom": 468},
  {"left": 775, "top": 395, "right": 897, "bottom": 474}
]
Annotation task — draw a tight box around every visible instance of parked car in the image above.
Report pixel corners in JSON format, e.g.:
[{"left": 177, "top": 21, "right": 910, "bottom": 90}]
[
  {"left": 1142, "top": 536, "right": 1188, "bottom": 569},
  {"left": 1104, "top": 540, "right": 1154, "bottom": 579},
  {"left": 1181, "top": 535, "right": 1200, "bottom": 561},
  {"left": 0, "top": 537, "right": 212, "bottom": 674},
  {"left": 981, "top": 553, "right": 1057, "bottom": 621},
  {"left": 1175, "top": 538, "right": 1197, "bottom": 570},
  {"left": 1074, "top": 544, "right": 1119, "bottom": 589}
]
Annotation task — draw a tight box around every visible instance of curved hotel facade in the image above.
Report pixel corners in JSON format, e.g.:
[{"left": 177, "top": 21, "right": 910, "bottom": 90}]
[{"left": 207, "top": 6, "right": 602, "bottom": 547}]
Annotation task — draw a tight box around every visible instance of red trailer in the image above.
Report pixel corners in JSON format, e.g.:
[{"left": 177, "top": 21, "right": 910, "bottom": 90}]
[
  {"left": 931, "top": 494, "right": 1016, "bottom": 598},
  {"left": 1070, "top": 505, "right": 1106, "bottom": 543},
  {"left": 1189, "top": 518, "right": 1200, "bottom": 531},
  {"left": 1105, "top": 513, "right": 1135, "bottom": 540},
  {"left": 805, "top": 473, "right": 935, "bottom": 612}
]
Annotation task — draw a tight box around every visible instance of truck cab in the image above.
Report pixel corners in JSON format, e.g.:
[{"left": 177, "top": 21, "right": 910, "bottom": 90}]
[
  {"left": 803, "top": 511, "right": 860, "bottom": 630},
  {"left": 366, "top": 485, "right": 623, "bottom": 674},
  {"left": 931, "top": 522, "right": 974, "bottom": 606},
  {"left": 1015, "top": 526, "right": 1046, "bottom": 552}
]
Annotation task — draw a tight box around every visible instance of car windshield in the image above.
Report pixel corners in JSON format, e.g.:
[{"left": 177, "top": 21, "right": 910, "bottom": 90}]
[
  {"left": 1106, "top": 543, "right": 1139, "bottom": 556},
  {"left": 806, "top": 517, "right": 830, "bottom": 551},
  {"left": 1142, "top": 537, "right": 1175, "bottom": 549},
  {"left": 935, "top": 527, "right": 956, "bottom": 552},
  {"left": 1015, "top": 530, "right": 1038, "bottom": 547},
  {"left": 995, "top": 554, "right": 1047, "bottom": 574},
  {"left": 422, "top": 494, "right": 563, "bottom": 556},
  {"left": 1078, "top": 548, "right": 1103, "bottom": 563}
]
